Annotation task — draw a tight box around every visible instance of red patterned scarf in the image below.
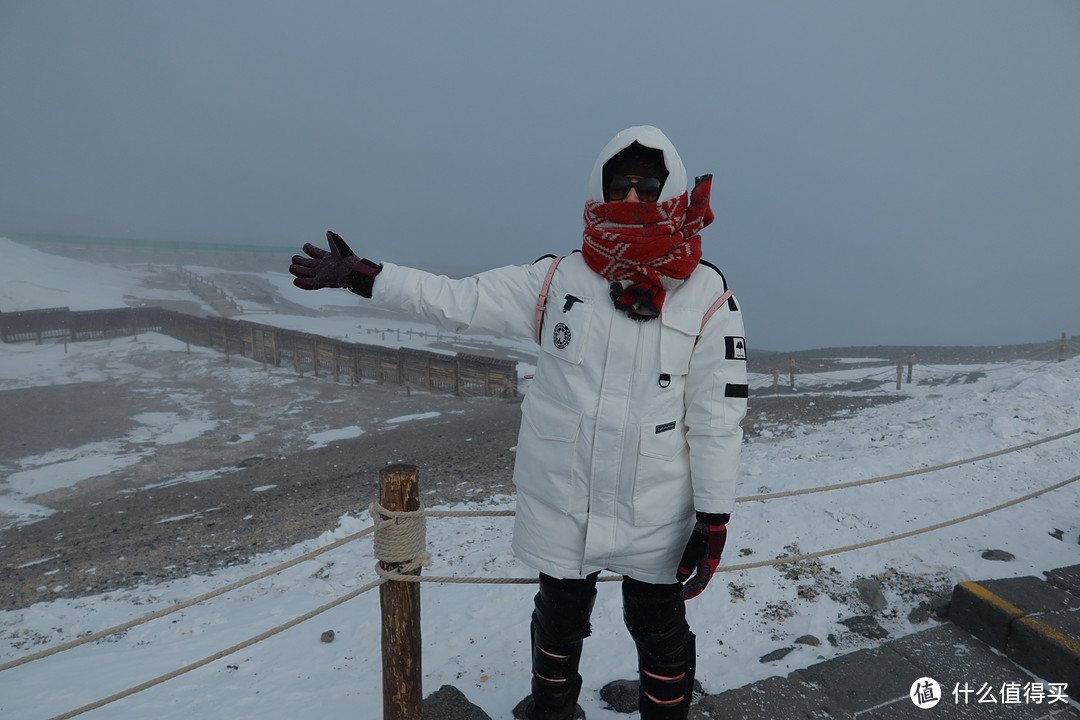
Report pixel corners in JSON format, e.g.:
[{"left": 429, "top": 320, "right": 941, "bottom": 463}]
[{"left": 582, "top": 174, "right": 715, "bottom": 320}]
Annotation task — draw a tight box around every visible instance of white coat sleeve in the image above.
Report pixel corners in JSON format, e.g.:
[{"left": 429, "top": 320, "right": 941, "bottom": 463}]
[
  {"left": 366, "top": 259, "right": 554, "bottom": 340},
  {"left": 683, "top": 296, "right": 747, "bottom": 516}
]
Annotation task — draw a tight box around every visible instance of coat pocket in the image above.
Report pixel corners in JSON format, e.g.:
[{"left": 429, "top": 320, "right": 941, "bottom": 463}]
[
  {"left": 512, "top": 391, "right": 583, "bottom": 514},
  {"left": 659, "top": 310, "right": 700, "bottom": 376},
  {"left": 539, "top": 293, "right": 594, "bottom": 365},
  {"left": 632, "top": 419, "right": 694, "bottom": 526}
]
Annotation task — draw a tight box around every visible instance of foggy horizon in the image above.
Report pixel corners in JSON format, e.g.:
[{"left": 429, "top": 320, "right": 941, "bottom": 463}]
[{"left": 2, "top": 2, "right": 1078, "bottom": 350}]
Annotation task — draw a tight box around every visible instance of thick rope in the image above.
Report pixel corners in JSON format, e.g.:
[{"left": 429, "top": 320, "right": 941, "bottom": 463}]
[
  {"left": 375, "top": 569, "right": 621, "bottom": 584},
  {"left": 736, "top": 426, "right": 1080, "bottom": 502},
  {"left": 369, "top": 501, "right": 431, "bottom": 567},
  {"left": 418, "top": 509, "right": 516, "bottom": 517},
  {"left": 42, "top": 576, "right": 388, "bottom": 720},
  {"left": 0, "top": 518, "right": 391, "bottom": 673},
  {"left": 721, "top": 472, "right": 1080, "bottom": 572},
  {"left": 376, "top": 473, "right": 1080, "bottom": 582}
]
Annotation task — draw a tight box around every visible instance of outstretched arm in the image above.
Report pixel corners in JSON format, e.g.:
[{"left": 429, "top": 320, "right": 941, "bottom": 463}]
[
  {"left": 289, "top": 231, "right": 555, "bottom": 340},
  {"left": 369, "top": 258, "right": 552, "bottom": 339}
]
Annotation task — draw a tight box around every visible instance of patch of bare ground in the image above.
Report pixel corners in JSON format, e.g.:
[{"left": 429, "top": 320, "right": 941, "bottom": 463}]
[{"left": 0, "top": 384, "right": 521, "bottom": 611}]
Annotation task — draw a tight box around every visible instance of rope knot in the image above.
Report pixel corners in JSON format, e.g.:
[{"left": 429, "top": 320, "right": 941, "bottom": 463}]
[{"left": 369, "top": 502, "right": 430, "bottom": 572}]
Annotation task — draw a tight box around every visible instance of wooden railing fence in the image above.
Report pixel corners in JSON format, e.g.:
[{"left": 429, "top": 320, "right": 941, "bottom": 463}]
[{"left": 0, "top": 307, "right": 518, "bottom": 398}]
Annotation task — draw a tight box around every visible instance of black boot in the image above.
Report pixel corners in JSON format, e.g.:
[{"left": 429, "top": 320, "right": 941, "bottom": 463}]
[
  {"left": 512, "top": 682, "right": 585, "bottom": 720},
  {"left": 519, "top": 573, "right": 597, "bottom": 720},
  {"left": 623, "top": 578, "right": 695, "bottom": 720}
]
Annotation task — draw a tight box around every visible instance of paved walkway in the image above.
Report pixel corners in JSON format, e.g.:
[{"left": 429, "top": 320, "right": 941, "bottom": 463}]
[
  {"left": 420, "top": 565, "right": 1080, "bottom": 718},
  {"left": 692, "top": 565, "right": 1080, "bottom": 719}
]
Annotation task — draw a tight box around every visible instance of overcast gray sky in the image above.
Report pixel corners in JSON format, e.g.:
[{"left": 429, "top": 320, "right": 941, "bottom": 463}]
[{"left": 2, "top": 1, "right": 1078, "bottom": 350}]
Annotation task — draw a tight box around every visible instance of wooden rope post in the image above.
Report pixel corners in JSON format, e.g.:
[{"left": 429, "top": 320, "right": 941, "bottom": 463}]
[
  {"left": 897, "top": 361, "right": 903, "bottom": 390},
  {"left": 379, "top": 464, "right": 423, "bottom": 720}
]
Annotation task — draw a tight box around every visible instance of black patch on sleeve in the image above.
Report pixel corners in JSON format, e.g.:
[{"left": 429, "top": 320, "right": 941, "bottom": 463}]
[
  {"left": 725, "top": 336, "right": 747, "bottom": 360},
  {"left": 724, "top": 383, "right": 749, "bottom": 399}
]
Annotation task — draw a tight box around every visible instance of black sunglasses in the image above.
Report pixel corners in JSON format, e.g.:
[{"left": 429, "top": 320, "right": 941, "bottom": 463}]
[{"left": 607, "top": 174, "right": 663, "bottom": 202}]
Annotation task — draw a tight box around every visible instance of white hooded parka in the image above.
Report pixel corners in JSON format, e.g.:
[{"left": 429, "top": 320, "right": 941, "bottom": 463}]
[{"left": 366, "top": 126, "right": 747, "bottom": 584}]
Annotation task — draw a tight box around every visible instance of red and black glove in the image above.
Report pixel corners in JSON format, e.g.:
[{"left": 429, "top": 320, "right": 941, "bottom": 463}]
[
  {"left": 289, "top": 231, "right": 381, "bottom": 297},
  {"left": 676, "top": 512, "right": 729, "bottom": 600}
]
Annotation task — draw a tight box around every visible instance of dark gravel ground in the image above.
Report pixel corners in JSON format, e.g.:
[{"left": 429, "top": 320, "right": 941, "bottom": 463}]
[{"left": 0, "top": 372, "right": 522, "bottom": 611}]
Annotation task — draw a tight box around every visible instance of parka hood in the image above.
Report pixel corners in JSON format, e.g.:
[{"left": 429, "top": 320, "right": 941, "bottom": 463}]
[{"left": 588, "top": 125, "right": 688, "bottom": 204}]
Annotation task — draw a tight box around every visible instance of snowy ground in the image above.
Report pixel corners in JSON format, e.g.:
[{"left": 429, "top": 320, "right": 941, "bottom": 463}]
[{"left": 1, "top": 238, "right": 1079, "bottom": 719}]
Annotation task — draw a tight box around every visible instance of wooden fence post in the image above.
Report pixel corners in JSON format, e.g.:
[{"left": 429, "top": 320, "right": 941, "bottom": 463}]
[
  {"left": 772, "top": 366, "right": 779, "bottom": 394},
  {"left": 897, "top": 361, "right": 903, "bottom": 390},
  {"left": 907, "top": 354, "right": 915, "bottom": 384},
  {"left": 379, "top": 464, "right": 423, "bottom": 720},
  {"left": 222, "top": 320, "right": 230, "bottom": 363},
  {"left": 789, "top": 357, "right": 796, "bottom": 390}
]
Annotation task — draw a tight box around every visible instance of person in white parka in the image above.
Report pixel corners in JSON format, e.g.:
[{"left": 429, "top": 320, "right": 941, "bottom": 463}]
[{"left": 289, "top": 126, "right": 747, "bottom": 720}]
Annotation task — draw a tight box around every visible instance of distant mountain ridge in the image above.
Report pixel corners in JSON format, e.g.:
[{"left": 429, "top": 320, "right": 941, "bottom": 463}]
[{"left": 749, "top": 340, "right": 1076, "bottom": 374}]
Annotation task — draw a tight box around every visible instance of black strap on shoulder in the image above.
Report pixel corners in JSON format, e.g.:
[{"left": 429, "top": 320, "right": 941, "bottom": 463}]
[{"left": 699, "top": 260, "right": 738, "bottom": 311}]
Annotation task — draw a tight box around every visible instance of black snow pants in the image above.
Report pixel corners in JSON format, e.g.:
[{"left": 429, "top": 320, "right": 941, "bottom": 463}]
[{"left": 529, "top": 573, "right": 696, "bottom": 720}]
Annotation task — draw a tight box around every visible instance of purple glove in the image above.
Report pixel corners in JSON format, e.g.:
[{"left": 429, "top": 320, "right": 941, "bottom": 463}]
[
  {"left": 289, "top": 231, "right": 381, "bottom": 297},
  {"left": 677, "top": 512, "right": 729, "bottom": 600}
]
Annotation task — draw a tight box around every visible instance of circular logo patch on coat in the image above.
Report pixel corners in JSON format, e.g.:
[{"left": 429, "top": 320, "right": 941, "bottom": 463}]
[{"left": 553, "top": 322, "right": 572, "bottom": 349}]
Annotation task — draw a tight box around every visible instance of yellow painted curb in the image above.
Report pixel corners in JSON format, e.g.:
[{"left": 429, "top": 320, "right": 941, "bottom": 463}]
[
  {"left": 1015, "top": 615, "right": 1080, "bottom": 657},
  {"left": 956, "top": 581, "right": 1025, "bottom": 619}
]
